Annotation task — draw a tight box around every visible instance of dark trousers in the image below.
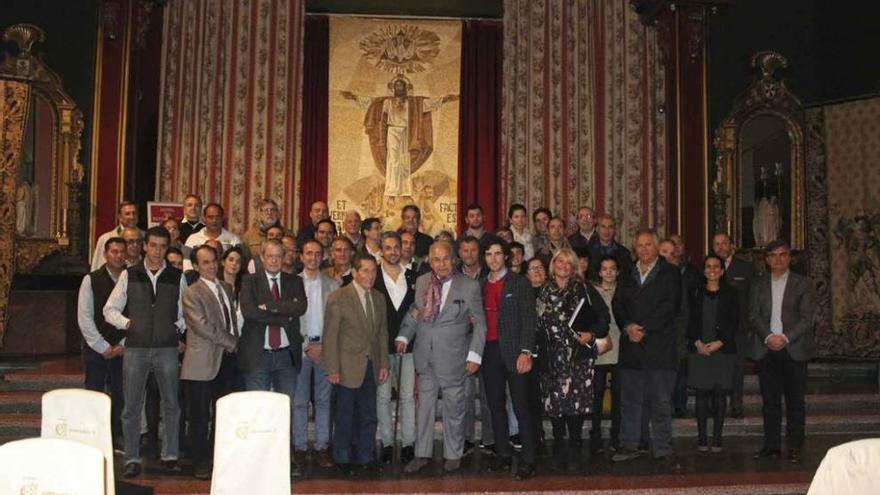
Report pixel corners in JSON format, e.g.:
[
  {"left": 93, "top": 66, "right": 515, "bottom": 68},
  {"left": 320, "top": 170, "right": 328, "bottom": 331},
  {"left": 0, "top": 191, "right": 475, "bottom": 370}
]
[
  {"left": 672, "top": 358, "right": 688, "bottom": 412},
  {"left": 83, "top": 345, "right": 124, "bottom": 440},
  {"left": 730, "top": 342, "right": 747, "bottom": 413},
  {"left": 184, "top": 353, "right": 243, "bottom": 466},
  {"left": 590, "top": 364, "right": 620, "bottom": 449},
  {"left": 619, "top": 368, "right": 676, "bottom": 457},
  {"left": 481, "top": 342, "right": 536, "bottom": 463},
  {"left": 333, "top": 361, "right": 378, "bottom": 465},
  {"left": 695, "top": 386, "right": 726, "bottom": 445},
  {"left": 528, "top": 365, "right": 544, "bottom": 448},
  {"left": 757, "top": 349, "right": 807, "bottom": 451}
]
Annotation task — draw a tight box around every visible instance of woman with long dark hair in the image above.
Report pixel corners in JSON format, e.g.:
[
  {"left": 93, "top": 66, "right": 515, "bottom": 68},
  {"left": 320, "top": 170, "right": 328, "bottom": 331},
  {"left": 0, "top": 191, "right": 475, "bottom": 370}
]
[{"left": 687, "top": 254, "right": 739, "bottom": 453}]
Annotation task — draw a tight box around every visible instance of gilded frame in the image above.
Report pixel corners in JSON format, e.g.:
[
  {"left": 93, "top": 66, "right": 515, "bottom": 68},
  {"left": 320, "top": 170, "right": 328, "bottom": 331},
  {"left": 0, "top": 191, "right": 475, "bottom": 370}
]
[{"left": 712, "top": 51, "right": 806, "bottom": 250}]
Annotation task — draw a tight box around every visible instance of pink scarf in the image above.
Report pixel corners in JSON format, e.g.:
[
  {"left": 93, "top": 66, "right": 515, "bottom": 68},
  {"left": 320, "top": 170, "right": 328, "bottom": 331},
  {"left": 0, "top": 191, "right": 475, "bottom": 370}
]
[{"left": 422, "top": 271, "right": 453, "bottom": 323}]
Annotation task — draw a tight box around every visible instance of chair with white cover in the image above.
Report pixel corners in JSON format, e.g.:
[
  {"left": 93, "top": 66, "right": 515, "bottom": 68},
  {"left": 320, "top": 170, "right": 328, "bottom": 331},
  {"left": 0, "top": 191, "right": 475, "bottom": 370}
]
[
  {"left": 808, "top": 438, "right": 880, "bottom": 495},
  {"left": 0, "top": 437, "right": 105, "bottom": 495},
  {"left": 41, "top": 388, "right": 115, "bottom": 495},
  {"left": 211, "top": 391, "right": 291, "bottom": 495}
]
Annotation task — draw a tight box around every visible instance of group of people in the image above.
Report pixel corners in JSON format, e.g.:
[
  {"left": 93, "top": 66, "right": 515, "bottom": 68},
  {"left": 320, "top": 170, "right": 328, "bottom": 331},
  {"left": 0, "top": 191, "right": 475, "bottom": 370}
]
[{"left": 78, "top": 196, "right": 815, "bottom": 481}]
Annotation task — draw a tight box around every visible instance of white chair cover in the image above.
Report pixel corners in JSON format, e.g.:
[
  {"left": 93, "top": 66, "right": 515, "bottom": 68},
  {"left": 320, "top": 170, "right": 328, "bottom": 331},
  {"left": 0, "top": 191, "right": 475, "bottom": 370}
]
[
  {"left": 41, "top": 388, "right": 115, "bottom": 495},
  {"left": 808, "top": 438, "right": 880, "bottom": 495},
  {"left": 211, "top": 391, "right": 291, "bottom": 495},
  {"left": 0, "top": 437, "right": 104, "bottom": 495}
]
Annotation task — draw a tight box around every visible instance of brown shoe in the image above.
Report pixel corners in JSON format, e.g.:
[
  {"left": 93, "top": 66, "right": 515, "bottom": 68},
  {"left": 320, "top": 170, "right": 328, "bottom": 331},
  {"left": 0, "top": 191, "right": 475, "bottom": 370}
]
[{"left": 315, "top": 448, "right": 335, "bottom": 469}]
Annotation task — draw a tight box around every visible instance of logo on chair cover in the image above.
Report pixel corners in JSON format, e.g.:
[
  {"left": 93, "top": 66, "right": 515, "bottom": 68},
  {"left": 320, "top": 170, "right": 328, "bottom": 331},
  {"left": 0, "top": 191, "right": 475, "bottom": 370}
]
[
  {"left": 54, "top": 420, "right": 68, "bottom": 437},
  {"left": 19, "top": 481, "right": 37, "bottom": 495},
  {"left": 234, "top": 422, "right": 277, "bottom": 440}
]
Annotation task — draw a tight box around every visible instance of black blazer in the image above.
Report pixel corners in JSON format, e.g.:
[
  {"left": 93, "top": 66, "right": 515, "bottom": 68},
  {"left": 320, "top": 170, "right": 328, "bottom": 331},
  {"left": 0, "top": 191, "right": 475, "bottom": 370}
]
[
  {"left": 572, "top": 283, "right": 611, "bottom": 341},
  {"left": 237, "top": 269, "right": 308, "bottom": 372},
  {"left": 374, "top": 265, "right": 418, "bottom": 354},
  {"left": 480, "top": 272, "right": 537, "bottom": 372},
  {"left": 613, "top": 257, "right": 682, "bottom": 370},
  {"left": 686, "top": 283, "right": 739, "bottom": 354}
]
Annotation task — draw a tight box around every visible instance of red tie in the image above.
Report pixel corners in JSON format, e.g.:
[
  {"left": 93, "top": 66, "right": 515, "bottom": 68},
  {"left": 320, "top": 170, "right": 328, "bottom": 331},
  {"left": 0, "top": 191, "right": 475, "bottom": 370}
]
[{"left": 268, "top": 277, "right": 281, "bottom": 349}]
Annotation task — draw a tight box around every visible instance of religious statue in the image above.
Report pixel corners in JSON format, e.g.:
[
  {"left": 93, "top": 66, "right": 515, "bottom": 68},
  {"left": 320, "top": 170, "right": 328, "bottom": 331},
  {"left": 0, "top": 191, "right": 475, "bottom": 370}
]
[
  {"left": 753, "top": 163, "right": 783, "bottom": 247},
  {"left": 341, "top": 75, "right": 458, "bottom": 198}
]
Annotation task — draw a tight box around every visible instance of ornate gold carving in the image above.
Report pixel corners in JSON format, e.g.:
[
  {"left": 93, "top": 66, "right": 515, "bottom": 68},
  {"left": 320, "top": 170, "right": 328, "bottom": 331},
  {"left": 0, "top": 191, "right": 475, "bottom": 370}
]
[
  {"left": 0, "top": 79, "right": 31, "bottom": 345},
  {"left": 0, "top": 24, "right": 86, "bottom": 274},
  {"left": 711, "top": 51, "right": 806, "bottom": 250}
]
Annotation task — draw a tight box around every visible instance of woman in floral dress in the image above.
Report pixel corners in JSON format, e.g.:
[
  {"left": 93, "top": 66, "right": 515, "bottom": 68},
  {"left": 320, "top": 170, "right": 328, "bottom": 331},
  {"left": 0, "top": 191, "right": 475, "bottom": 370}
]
[{"left": 536, "top": 248, "right": 608, "bottom": 470}]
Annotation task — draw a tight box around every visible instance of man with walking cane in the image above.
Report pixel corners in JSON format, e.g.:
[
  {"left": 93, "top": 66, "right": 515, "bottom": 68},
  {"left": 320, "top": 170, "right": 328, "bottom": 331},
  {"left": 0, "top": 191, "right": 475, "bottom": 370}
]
[{"left": 374, "top": 231, "right": 419, "bottom": 464}]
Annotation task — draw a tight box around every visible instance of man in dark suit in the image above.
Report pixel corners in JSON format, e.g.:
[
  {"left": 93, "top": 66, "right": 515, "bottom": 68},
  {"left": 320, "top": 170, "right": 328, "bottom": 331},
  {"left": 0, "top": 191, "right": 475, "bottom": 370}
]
[
  {"left": 586, "top": 213, "right": 632, "bottom": 281},
  {"left": 567, "top": 206, "right": 597, "bottom": 249},
  {"left": 480, "top": 239, "right": 537, "bottom": 480},
  {"left": 181, "top": 245, "right": 239, "bottom": 479},
  {"left": 374, "top": 231, "right": 418, "bottom": 464},
  {"left": 396, "top": 240, "right": 487, "bottom": 474},
  {"left": 296, "top": 200, "right": 329, "bottom": 245},
  {"left": 323, "top": 253, "right": 390, "bottom": 472},
  {"left": 712, "top": 232, "right": 755, "bottom": 417},
  {"left": 749, "top": 240, "right": 815, "bottom": 464},
  {"left": 612, "top": 229, "right": 682, "bottom": 463},
  {"left": 238, "top": 239, "right": 308, "bottom": 475}
]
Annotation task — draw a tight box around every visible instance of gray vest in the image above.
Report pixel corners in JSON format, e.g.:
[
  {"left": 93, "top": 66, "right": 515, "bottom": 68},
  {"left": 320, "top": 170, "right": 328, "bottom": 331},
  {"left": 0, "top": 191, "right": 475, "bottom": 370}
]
[{"left": 124, "top": 263, "right": 183, "bottom": 348}]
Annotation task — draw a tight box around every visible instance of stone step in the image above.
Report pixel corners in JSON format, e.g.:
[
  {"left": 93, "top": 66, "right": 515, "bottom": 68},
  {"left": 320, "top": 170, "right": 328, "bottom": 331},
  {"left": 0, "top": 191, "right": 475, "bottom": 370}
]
[
  {"left": 0, "top": 391, "right": 42, "bottom": 413},
  {"left": 0, "top": 373, "right": 83, "bottom": 391},
  {"left": 0, "top": 413, "right": 41, "bottom": 436}
]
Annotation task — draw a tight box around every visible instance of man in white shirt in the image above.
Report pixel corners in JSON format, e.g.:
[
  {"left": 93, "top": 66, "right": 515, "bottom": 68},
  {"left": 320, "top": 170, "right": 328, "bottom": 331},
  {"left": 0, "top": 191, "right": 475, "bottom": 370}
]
[
  {"left": 78, "top": 236, "right": 127, "bottom": 450},
  {"left": 374, "top": 232, "right": 418, "bottom": 464},
  {"left": 292, "top": 240, "right": 339, "bottom": 468},
  {"left": 91, "top": 201, "right": 141, "bottom": 270},
  {"left": 103, "top": 226, "right": 188, "bottom": 478},
  {"left": 183, "top": 203, "right": 242, "bottom": 270},
  {"left": 749, "top": 240, "right": 815, "bottom": 464}
]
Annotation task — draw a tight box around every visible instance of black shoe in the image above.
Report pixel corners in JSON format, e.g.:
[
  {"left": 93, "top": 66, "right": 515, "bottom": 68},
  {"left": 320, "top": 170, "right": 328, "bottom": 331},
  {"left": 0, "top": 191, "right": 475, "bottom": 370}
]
[
  {"left": 509, "top": 434, "right": 522, "bottom": 451},
  {"left": 315, "top": 448, "right": 335, "bottom": 469},
  {"left": 336, "top": 463, "right": 354, "bottom": 476},
  {"left": 401, "top": 445, "right": 415, "bottom": 463},
  {"left": 356, "top": 462, "right": 382, "bottom": 475},
  {"left": 753, "top": 448, "right": 781, "bottom": 460},
  {"left": 514, "top": 463, "right": 536, "bottom": 481},
  {"left": 488, "top": 456, "right": 512, "bottom": 473},
  {"left": 463, "top": 440, "right": 475, "bottom": 457},
  {"left": 637, "top": 441, "right": 651, "bottom": 453},
  {"left": 193, "top": 462, "right": 212, "bottom": 480},
  {"left": 290, "top": 461, "right": 302, "bottom": 477},
  {"left": 654, "top": 453, "right": 680, "bottom": 470},
  {"left": 729, "top": 408, "right": 744, "bottom": 419},
  {"left": 480, "top": 442, "right": 498, "bottom": 456},
  {"left": 787, "top": 449, "right": 801, "bottom": 464},
  {"left": 292, "top": 450, "right": 308, "bottom": 465},
  {"left": 611, "top": 447, "right": 642, "bottom": 462},
  {"left": 674, "top": 408, "right": 687, "bottom": 418},
  {"left": 589, "top": 439, "right": 605, "bottom": 456},
  {"left": 380, "top": 445, "right": 393, "bottom": 464},
  {"left": 163, "top": 460, "right": 183, "bottom": 474},
  {"left": 123, "top": 462, "right": 141, "bottom": 478}
]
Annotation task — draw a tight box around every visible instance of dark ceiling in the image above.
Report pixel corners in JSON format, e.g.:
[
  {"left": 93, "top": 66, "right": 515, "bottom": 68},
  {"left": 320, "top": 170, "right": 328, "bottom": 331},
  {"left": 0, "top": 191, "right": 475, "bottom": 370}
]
[{"left": 306, "top": 0, "right": 503, "bottom": 18}]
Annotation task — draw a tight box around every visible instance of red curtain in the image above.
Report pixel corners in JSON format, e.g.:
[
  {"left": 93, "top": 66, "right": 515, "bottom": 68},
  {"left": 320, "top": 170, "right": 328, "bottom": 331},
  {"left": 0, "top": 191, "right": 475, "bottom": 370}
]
[
  {"left": 457, "top": 20, "right": 503, "bottom": 233},
  {"left": 298, "top": 15, "right": 329, "bottom": 231}
]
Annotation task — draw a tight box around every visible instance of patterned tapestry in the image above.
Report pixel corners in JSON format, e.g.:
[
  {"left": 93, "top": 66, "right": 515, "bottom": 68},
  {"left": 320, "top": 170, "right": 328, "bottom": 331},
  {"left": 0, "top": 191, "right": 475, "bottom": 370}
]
[
  {"left": 155, "top": 0, "right": 304, "bottom": 234},
  {"left": 327, "top": 17, "right": 461, "bottom": 236},
  {"left": 822, "top": 96, "right": 880, "bottom": 358},
  {"left": 501, "top": 0, "right": 667, "bottom": 243}
]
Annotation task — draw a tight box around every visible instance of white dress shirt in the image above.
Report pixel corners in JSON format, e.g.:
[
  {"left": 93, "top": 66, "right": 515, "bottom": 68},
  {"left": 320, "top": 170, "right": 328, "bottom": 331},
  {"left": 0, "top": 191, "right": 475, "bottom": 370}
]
[
  {"left": 78, "top": 267, "right": 121, "bottom": 353},
  {"left": 299, "top": 271, "right": 325, "bottom": 345},
  {"left": 183, "top": 228, "right": 242, "bottom": 270},
  {"left": 637, "top": 258, "right": 659, "bottom": 285},
  {"left": 382, "top": 265, "right": 408, "bottom": 310},
  {"left": 103, "top": 261, "right": 187, "bottom": 332},
  {"left": 768, "top": 270, "right": 790, "bottom": 343},
  {"left": 262, "top": 270, "right": 291, "bottom": 350}
]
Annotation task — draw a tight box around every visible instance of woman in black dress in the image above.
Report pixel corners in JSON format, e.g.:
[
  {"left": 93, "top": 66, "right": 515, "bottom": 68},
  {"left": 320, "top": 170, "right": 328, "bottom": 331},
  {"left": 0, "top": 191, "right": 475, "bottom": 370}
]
[
  {"left": 687, "top": 254, "right": 739, "bottom": 452},
  {"left": 536, "top": 248, "right": 608, "bottom": 469}
]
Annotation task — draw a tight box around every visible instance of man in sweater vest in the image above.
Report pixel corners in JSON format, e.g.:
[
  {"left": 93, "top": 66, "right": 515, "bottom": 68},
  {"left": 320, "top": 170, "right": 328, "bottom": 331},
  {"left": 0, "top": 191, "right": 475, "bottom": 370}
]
[
  {"left": 77, "top": 236, "right": 128, "bottom": 450},
  {"left": 104, "top": 226, "right": 188, "bottom": 478}
]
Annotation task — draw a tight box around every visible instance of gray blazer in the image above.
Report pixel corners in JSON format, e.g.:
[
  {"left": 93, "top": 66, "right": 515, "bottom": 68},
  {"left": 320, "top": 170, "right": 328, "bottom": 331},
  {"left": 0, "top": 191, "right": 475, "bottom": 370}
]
[
  {"left": 398, "top": 272, "right": 487, "bottom": 387},
  {"left": 181, "top": 279, "right": 238, "bottom": 381},
  {"left": 748, "top": 271, "right": 815, "bottom": 362}
]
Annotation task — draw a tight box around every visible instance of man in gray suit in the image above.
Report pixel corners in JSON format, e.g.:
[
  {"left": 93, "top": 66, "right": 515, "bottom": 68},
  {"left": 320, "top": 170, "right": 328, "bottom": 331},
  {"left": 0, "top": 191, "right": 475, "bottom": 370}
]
[
  {"left": 181, "top": 245, "right": 239, "bottom": 479},
  {"left": 749, "top": 240, "right": 814, "bottom": 464},
  {"left": 396, "top": 240, "right": 487, "bottom": 474},
  {"left": 712, "top": 232, "right": 755, "bottom": 417}
]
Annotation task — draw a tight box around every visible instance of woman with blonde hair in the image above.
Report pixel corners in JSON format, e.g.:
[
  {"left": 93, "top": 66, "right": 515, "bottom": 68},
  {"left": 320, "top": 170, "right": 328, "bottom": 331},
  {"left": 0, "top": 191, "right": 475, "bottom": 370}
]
[{"left": 536, "top": 248, "right": 608, "bottom": 470}]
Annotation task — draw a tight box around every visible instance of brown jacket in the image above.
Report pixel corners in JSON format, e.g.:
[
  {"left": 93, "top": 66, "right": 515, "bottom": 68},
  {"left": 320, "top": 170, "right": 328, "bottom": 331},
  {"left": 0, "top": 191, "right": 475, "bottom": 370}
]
[
  {"left": 181, "top": 279, "right": 238, "bottom": 381},
  {"left": 323, "top": 283, "right": 389, "bottom": 389}
]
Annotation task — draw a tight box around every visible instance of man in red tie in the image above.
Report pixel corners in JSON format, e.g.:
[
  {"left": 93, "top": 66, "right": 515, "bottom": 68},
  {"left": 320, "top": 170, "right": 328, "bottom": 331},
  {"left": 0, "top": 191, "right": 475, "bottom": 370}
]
[{"left": 238, "top": 239, "right": 308, "bottom": 476}]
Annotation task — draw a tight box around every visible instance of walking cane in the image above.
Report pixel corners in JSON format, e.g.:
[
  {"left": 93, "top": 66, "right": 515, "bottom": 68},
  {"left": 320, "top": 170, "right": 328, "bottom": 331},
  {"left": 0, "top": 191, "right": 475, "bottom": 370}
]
[{"left": 393, "top": 353, "right": 404, "bottom": 461}]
